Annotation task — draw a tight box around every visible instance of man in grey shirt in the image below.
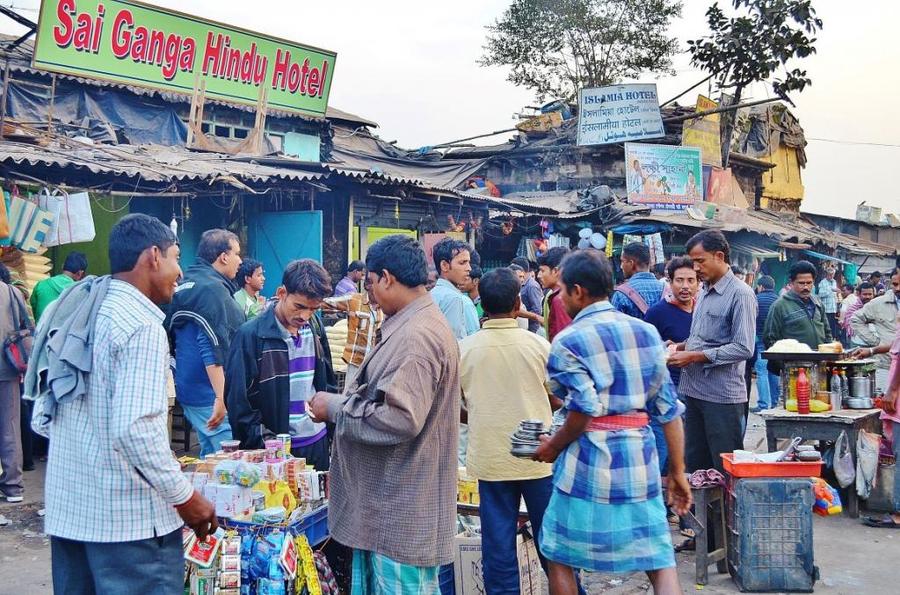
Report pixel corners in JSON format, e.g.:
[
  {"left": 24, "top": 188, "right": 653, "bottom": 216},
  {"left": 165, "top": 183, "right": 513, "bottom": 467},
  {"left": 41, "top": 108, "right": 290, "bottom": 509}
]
[
  {"left": 669, "top": 230, "right": 757, "bottom": 474},
  {"left": 310, "top": 235, "right": 459, "bottom": 591}
]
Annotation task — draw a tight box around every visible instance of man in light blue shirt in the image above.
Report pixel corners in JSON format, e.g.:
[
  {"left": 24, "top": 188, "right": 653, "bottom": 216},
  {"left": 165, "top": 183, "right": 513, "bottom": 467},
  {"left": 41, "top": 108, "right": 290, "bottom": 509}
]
[
  {"left": 40, "top": 214, "right": 216, "bottom": 593},
  {"left": 429, "top": 237, "right": 480, "bottom": 340},
  {"left": 430, "top": 236, "right": 479, "bottom": 466},
  {"left": 817, "top": 266, "right": 839, "bottom": 340}
]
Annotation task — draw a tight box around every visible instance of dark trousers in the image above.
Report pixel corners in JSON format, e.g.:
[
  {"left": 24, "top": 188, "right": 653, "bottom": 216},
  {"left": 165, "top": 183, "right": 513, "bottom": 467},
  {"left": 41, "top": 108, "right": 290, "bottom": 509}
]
[
  {"left": 51, "top": 530, "right": 183, "bottom": 594},
  {"left": 20, "top": 392, "right": 33, "bottom": 469},
  {"left": 826, "top": 313, "right": 839, "bottom": 343},
  {"left": 0, "top": 380, "right": 22, "bottom": 498},
  {"left": 479, "top": 477, "right": 553, "bottom": 594},
  {"left": 291, "top": 434, "right": 330, "bottom": 471},
  {"left": 684, "top": 396, "right": 746, "bottom": 474}
]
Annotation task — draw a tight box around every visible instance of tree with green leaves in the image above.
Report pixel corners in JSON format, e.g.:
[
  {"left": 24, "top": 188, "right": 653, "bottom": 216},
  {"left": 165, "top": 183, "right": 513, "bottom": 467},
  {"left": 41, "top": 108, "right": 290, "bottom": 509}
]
[
  {"left": 480, "top": 0, "right": 683, "bottom": 102},
  {"left": 688, "top": 0, "right": 822, "bottom": 166}
]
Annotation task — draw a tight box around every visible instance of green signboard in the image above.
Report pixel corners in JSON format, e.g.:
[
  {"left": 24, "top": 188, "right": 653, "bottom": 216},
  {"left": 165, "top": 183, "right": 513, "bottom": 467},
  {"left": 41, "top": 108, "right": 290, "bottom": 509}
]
[{"left": 33, "top": 0, "right": 336, "bottom": 117}]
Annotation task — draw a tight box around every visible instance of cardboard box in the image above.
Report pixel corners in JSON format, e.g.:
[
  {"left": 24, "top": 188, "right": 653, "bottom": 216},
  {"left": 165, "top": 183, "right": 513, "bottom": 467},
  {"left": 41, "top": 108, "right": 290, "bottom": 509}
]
[
  {"left": 453, "top": 532, "right": 542, "bottom": 595},
  {"left": 202, "top": 484, "right": 253, "bottom": 519}
]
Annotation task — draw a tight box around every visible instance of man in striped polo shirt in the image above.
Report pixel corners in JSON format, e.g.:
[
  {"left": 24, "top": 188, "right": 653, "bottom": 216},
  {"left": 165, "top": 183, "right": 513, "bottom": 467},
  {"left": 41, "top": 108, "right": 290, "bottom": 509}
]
[{"left": 226, "top": 259, "right": 337, "bottom": 470}]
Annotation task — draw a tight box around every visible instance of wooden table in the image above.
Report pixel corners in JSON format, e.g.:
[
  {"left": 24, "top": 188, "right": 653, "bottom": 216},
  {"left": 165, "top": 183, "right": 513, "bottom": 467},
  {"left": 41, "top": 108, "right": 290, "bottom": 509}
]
[{"left": 759, "top": 408, "right": 883, "bottom": 518}]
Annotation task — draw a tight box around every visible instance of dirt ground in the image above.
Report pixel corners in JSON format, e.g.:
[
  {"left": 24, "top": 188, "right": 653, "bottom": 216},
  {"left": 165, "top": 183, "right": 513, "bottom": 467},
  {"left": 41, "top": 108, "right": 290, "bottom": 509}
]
[{"left": 1, "top": 404, "right": 896, "bottom": 594}]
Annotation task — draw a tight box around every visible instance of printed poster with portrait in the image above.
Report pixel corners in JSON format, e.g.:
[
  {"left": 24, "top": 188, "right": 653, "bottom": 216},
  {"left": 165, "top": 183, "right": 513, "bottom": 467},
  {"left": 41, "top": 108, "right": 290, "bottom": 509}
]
[{"left": 624, "top": 143, "right": 703, "bottom": 211}]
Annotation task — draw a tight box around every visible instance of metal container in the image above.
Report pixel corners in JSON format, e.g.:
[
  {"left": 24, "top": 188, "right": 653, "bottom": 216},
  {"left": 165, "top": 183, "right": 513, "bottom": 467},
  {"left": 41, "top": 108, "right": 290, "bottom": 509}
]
[
  {"left": 849, "top": 376, "right": 873, "bottom": 399},
  {"left": 846, "top": 397, "right": 873, "bottom": 409}
]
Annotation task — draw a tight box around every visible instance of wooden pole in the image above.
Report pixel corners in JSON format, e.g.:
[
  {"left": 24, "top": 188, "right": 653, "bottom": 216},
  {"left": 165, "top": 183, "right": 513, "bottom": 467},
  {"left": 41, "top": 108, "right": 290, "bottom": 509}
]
[
  {"left": 0, "top": 60, "right": 10, "bottom": 140},
  {"left": 663, "top": 95, "right": 778, "bottom": 124},
  {"left": 659, "top": 74, "right": 715, "bottom": 108}
]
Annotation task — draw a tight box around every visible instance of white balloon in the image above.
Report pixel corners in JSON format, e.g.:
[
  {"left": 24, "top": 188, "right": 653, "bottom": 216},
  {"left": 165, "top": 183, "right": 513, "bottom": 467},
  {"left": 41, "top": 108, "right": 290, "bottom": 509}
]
[
  {"left": 577, "top": 238, "right": 591, "bottom": 249},
  {"left": 590, "top": 232, "right": 606, "bottom": 250},
  {"left": 579, "top": 228, "right": 593, "bottom": 239}
]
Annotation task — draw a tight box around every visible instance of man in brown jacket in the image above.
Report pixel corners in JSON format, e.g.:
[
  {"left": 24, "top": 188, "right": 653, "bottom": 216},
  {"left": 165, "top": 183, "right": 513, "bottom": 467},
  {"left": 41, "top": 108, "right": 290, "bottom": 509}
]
[{"left": 310, "top": 235, "right": 459, "bottom": 591}]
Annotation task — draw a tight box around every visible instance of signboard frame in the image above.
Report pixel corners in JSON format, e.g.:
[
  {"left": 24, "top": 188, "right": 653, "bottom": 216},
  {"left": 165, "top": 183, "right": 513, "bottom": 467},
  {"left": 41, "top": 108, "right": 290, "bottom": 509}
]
[
  {"left": 577, "top": 83, "right": 665, "bottom": 146},
  {"left": 681, "top": 94, "right": 722, "bottom": 167},
  {"left": 32, "top": 0, "right": 336, "bottom": 117},
  {"left": 624, "top": 142, "right": 703, "bottom": 212}
]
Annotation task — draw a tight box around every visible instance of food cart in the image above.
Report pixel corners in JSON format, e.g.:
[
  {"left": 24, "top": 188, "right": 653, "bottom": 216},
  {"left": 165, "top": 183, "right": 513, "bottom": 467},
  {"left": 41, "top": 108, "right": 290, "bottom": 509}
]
[{"left": 760, "top": 349, "right": 884, "bottom": 517}]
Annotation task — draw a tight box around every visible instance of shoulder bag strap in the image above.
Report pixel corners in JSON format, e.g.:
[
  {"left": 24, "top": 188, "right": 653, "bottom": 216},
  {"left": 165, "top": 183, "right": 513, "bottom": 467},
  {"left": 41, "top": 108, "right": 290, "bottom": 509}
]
[
  {"left": 614, "top": 282, "right": 650, "bottom": 315},
  {"left": 7, "top": 284, "right": 20, "bottom": 332},
  {"left": 7, "top": 284, "right": 31, "bottom": 332}
]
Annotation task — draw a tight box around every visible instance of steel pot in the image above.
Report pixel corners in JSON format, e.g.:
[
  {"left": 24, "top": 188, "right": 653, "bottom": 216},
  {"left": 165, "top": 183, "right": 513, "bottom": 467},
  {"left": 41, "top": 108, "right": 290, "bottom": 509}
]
[{"left": 849, "top": 376, "right": 872, "bottom": 398}]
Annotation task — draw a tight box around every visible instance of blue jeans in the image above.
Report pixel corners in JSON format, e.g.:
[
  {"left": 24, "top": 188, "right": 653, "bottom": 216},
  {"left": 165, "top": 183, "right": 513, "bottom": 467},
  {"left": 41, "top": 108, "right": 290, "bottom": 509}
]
[
  {"left": 892, "top": 421, "right": 900, "bottom": 513},
  {"left": 754, "top": 338, "right": 780, "bottom": 409},
  {"left": 477, "top": 478, "right": 588, "bottom": 595},
  {"left": 180, "top": 403, "right": 233, "bottom": 457},
  {"left": 479, "top": 477, "right": 553, "bottom": 594},
  {"left": 51, "top": 529, "right": 183, "bottom": 594}
]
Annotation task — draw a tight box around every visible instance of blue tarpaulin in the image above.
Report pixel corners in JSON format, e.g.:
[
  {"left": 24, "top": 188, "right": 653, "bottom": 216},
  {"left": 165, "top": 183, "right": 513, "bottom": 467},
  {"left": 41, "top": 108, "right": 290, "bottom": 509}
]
[
  {"left": 611, "top": 223, "right": 672, "bottom": 234},
  {"left": 802, "top": 249, "right": 852, "bottom": 265}
]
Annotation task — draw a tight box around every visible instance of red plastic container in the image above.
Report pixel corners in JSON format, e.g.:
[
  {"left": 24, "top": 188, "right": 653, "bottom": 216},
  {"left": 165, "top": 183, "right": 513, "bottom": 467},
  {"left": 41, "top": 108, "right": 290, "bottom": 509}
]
[{"left": 721, "top": 453, "right": 822, "bottom": 478}]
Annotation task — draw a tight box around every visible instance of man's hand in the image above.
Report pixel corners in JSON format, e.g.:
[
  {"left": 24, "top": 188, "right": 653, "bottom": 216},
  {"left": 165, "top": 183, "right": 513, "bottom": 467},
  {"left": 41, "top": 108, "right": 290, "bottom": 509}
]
[
  {"left": 175, "top": 490, "right": 218, "bottom": 540},
  {"left": 884, "top": 386, "right": 899, "bottom": 414},
  {"left": 667, "top": 472, "right": 693, "bottom": 517},
  {"left": 308, "top": 392, "right": 331, "bottom": 423},
  {"left": 668, "top": 350, "right": 704, "bottom": 368},
  {"left": 848, "top": 347, "right": 873, "bottom": 360},
  {"left": 532, "top": 434, "right": 561, "bottom": 464},
  {"left": 206, "top": 399, "right": 226, "bottom": 430}
]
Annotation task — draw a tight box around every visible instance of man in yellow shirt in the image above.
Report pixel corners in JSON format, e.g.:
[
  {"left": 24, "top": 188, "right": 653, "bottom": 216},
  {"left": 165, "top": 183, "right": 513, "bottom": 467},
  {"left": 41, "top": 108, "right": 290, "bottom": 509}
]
[{"left": 459, "top": 267, "right": 555, "bottom": 593}]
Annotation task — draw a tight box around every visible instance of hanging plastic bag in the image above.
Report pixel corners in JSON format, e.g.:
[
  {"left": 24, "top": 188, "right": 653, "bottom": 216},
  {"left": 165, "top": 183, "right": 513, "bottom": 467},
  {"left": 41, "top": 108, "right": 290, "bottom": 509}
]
[
  {"left": 43, "top": 190, "right": 95, "bottom": 246},
  {"left": 8, "top": 192, "right": 37, "bottom": 246},
  {"left": 7, "top": 193, "right": 54, "bottom": 253},
  {"left": 0, "top": 189, "right": 10, "bottom": 240},
  {"left": 834, "top": 430, "right": 855, "bottom": 488},
  {"left": 856, "top": 430, "right": 880, "bottom": 499},
  {"left": 38, "top": 187, "right": 63, "bottom": 230}
]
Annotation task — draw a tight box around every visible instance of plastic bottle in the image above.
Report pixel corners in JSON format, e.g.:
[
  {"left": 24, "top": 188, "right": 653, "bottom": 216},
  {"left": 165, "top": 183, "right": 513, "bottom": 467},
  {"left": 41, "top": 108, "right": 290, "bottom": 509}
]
[
  {"left": 840, "top": 370, "right": 849, "bottom": 399},
  {"left": 797, "top": 368, "right": 811, "bottom": 414},
  {"left": 831, "top": 370, "right": 842, "bottom": 411},
  {"left": 789, "top": 368, "right": 798, "bottom": 403}
]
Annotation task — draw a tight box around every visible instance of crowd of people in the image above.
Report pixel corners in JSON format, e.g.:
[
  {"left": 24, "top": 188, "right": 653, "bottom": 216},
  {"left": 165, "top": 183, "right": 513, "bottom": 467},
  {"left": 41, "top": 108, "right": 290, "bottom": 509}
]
[{"left": 0, "top": 214, "right": 898, "bottom": 594}]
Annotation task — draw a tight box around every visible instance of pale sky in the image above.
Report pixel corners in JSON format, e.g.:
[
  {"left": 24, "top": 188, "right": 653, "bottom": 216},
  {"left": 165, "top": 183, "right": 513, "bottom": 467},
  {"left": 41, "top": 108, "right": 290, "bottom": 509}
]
[{"left": 3, "top": 0, "right": 898, "bottom": 219}]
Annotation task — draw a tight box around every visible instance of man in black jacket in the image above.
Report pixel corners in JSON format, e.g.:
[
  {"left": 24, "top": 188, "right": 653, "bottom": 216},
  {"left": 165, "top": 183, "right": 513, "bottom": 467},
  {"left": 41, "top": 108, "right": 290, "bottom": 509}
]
[
  {"left": 167, "top": 229, "right": 245, "bottom": 456},
  {"left": 225, "top": 259, "right": 337, "bottom": 470}
]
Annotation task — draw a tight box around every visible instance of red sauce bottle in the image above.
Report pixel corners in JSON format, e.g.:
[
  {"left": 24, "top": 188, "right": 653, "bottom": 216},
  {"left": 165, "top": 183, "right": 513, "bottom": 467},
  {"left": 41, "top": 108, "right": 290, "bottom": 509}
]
[{"left": 797, "top": 368, "right": 811, "bottom": 414}]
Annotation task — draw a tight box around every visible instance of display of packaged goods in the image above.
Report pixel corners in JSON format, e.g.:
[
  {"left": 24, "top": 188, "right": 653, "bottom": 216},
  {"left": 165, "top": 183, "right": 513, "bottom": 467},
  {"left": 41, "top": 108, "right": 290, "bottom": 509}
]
[{"left": 185, "top": 528, "right": 226, "bottom": 567}]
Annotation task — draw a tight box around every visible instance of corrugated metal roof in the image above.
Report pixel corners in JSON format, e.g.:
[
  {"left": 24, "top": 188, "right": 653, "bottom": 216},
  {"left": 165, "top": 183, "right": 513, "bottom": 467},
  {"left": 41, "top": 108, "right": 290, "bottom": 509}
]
[
  {"left": 0, "top": 141, "right": 326, "bottom": 185},
  {"left": 459, "top": 190, "right": 559, "bottom": 214},
  {"left": 626, "top": 208, "right": 898, "bottom": 258}
]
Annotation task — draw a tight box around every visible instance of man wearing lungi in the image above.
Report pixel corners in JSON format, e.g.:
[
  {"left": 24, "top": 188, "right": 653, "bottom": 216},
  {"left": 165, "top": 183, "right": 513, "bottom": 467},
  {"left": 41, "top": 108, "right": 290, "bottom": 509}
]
[{"left": 534, "top": 249, "right": 692, "bottom": 595}]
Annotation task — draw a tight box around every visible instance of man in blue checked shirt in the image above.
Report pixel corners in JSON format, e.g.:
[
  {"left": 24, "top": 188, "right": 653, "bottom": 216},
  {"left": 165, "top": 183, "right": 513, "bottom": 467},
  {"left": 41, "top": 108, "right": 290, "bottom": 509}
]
[
  {"left": 40, "top": 214, "right": 217, "bottom": 593},
  {"left": 533, "top": 249, "right": 692, "bottom": 595},
  {"left": 612, "top": 241, "right": 664, "bottom": 319}
]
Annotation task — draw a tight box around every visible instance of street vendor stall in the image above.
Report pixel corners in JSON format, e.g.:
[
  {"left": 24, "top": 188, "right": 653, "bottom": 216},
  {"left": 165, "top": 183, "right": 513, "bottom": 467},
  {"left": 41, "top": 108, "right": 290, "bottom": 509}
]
[
  {"left": 760, "top": 346, "right": 886, "bottom": 518},
  {"left": 180, "top": 443, "right": 333, "bottom": 595},
  {"left": 759, "top": 409, "right": 882, "bottom": 518}
]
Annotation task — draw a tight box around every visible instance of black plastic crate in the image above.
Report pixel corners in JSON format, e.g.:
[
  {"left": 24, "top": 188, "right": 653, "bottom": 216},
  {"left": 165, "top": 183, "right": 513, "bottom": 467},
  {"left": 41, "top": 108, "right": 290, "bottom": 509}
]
[{"left": 726, "top": 477, "right": 818, "bottom": 592}]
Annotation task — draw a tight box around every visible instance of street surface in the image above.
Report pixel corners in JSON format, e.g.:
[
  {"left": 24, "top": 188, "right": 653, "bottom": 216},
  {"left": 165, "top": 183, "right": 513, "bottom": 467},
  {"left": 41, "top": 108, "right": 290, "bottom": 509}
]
[{"left": 1, "top": 397, "right": 895, "bottom": 594}]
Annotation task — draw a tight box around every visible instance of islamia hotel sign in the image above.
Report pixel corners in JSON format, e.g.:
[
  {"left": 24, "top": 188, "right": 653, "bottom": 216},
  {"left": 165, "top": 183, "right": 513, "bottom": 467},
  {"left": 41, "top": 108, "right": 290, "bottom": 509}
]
[{"left": 33, "top": 0, "right": 336, "bottom": 116}]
